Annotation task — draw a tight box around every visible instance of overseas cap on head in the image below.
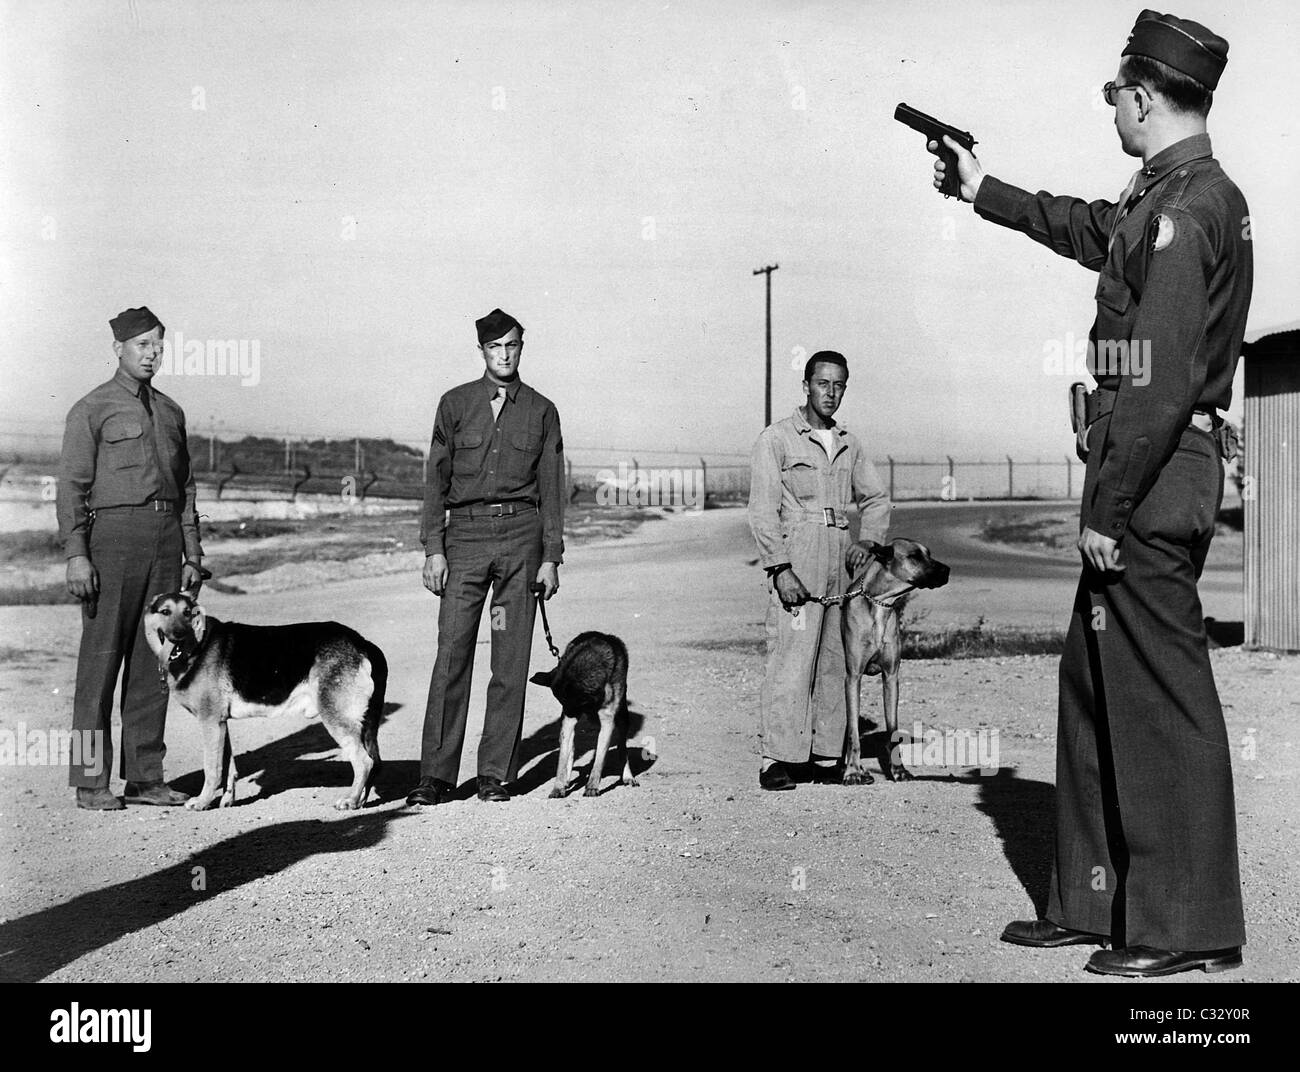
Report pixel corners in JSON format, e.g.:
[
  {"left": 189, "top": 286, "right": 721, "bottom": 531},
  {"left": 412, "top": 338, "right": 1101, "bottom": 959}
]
[
  {"left": 475, "top": 308, "right": 523, "bottom": 343},
  {"left": 1121, "top": 9, "right": 1228, "bottom": 89},
  {"left": 110, "top": 306, "right": 163, "bottom": 342}
]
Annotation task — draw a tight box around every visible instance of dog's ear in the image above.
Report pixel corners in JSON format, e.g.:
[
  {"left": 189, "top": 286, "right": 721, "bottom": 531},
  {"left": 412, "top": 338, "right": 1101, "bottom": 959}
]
[
  {"left": 191, "top": 604, "right": 207, "bottom": 645},
  {"left": 864, "top": 540, "right": 892, "bottom": 560},
  {"left": 529, "top": 669, "right": 555, "bottom": 687}
]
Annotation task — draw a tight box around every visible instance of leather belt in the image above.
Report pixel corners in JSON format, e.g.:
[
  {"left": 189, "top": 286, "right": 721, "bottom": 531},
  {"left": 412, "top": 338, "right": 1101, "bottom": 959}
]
[
  {"left": 1084, "top": 387, "right": 1218, "bottom": 433},
  {"left": 448, "top": 501, "right": 537, "bottom": 519},
  {"left": 93, "top": 499, "right": 176, "bottom": 513}
]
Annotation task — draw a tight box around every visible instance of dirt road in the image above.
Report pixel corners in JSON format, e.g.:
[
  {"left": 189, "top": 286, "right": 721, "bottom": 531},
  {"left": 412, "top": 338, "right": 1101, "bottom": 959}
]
[{"left": 1, "top": 505, "right": 1295, "bottom": 982}]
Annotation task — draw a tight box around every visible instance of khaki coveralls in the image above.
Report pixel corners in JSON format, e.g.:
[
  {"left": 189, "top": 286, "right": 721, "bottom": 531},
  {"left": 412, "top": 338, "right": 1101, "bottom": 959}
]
[{"left": 748, "top": 407, "right": 890, "bottom": 764}]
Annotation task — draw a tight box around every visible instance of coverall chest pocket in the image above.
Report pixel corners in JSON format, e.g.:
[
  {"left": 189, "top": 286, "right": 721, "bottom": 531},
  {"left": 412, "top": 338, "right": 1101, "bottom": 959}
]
[
  {"left": 101, "top": 416, "right": 145, "bottom": 470},
  {"left": 783, "top": 460, "right": 821, "bottom": 504}
]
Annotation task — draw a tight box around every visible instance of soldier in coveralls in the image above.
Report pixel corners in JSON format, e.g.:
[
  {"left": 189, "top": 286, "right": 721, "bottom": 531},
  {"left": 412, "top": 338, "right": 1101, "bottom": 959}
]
[
  {"left": 933, "top": 10, "right": 1250, "bottom": 975},
  {"left": 748, "top": 351, "right": 891, "bottom": 791}
]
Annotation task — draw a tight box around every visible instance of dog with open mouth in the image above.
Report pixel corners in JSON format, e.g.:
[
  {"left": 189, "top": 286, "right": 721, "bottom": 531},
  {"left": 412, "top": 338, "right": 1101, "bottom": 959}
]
[
  {"left": 143, "top": 591, "right": 387, "bottom": 811},
  {"left": 840, "top": 537, "right": 950, "bottom": 783}
]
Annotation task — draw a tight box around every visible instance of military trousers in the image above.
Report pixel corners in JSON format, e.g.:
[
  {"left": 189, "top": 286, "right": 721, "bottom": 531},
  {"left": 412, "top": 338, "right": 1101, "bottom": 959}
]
[
  {"left": 70, "top": 506, "right": 181, "bottom": 788},
  {"left": 1048, "top": 421, "right": 1245, "bottom": 950},
  {"left": 419, "top": 510, "right": 542, "bottom": 784}
]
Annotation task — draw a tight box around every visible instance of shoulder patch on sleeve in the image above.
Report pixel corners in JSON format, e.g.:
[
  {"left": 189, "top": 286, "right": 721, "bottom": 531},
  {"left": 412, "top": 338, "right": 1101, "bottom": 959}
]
[
  {"left": 1150, "top": 213, "right": 1176, "bottom": 252},
  {"left": 433, "top": 427, "right": 446, "bottom": 446}
]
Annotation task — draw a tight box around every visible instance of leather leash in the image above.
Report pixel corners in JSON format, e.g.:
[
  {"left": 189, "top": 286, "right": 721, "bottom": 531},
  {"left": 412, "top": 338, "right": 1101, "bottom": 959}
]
[{"left": 530, "top": 582, "right": 561, "bottom": 660}]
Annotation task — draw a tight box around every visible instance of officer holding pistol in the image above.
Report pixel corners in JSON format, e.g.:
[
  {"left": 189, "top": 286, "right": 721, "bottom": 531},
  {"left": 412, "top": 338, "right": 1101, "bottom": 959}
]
[
  {"left": 930, "top": 11, "right": 1250, "bottom": 976},
  {"left": 408, "top": 308, "right": 565, "bottom": 806},
  {"left": 58, "top": 306, "right": 204, "bottom": 810}
]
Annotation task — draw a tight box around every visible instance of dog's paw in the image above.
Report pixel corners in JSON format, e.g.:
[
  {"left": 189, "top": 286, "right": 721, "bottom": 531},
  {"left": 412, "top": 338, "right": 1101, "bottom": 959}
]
[
  {"left": 333, "top": 797, "right": 360, "bottom": 811},
  {"left": 621, "top": 777, "right": 640, "bottom": 788},
  {"left": 582, "top": 785, "right": 601, "bottom": 798},
  {"left": 842, "top": 767, "right": 875, "bottom": 786},
  {"left": 185, "top": 795, "right": 216, "bottom": 811},
  {"left": 218, "top": 793, "right": 235, "bottom": 808},
  {"left": 548, "top": 786, "right": 568, "bottom": 799},
  {"left": 886, "top": 763, "right": 915, "bottom": 782}
]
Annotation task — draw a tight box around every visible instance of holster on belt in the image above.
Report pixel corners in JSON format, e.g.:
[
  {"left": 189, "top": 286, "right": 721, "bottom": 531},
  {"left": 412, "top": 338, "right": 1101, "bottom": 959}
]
[
  {"left": 1214, "top": 420, "right": 1240, "bottom": 463},
  {"left": 1068, "top": 383, "right": 1116, "bottom": 461}
]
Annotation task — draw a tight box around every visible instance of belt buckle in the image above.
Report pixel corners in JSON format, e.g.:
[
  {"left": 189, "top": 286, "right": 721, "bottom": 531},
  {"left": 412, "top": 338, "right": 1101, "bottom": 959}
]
[
  {"left": 822, "top": 507, "right": 836, "bottom": 527},
  {"left": 488, "top": 502, "right": 507, "bottom": 517}
]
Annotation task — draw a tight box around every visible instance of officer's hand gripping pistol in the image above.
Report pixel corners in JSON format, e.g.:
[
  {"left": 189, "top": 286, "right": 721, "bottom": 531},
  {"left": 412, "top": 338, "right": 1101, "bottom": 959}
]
[{"left": 894, "top": 102, "right": 977, "bottom": 199}]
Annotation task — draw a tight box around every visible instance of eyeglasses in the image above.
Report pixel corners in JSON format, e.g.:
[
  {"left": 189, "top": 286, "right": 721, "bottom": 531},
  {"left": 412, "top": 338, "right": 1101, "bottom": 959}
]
[{"left": 1102, "top": 81, "right": 1145, "bottom": 106}]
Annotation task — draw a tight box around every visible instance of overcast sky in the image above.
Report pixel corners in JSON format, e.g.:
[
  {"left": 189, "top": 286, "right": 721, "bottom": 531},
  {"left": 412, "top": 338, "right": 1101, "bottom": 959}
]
[{"left": 3, "top": 0, "right": 1297, "bottom": 461}]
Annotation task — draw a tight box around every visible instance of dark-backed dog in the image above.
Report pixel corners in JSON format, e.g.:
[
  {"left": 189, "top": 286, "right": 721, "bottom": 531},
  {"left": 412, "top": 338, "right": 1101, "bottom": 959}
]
[
  {"left": 143, "top": 591, "right": 387, "bottom": 811},
  {"left": 841, "top": 538, "right": 950, "bottom": 784},
  {"left": 529, "top": 631, "right": 635, "bottom": 798}
]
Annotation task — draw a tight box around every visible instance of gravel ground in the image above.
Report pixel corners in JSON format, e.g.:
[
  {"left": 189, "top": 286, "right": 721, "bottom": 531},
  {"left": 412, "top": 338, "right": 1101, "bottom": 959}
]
[{"left": 0, "top": 508, "right": 1296, "bottom": 984}]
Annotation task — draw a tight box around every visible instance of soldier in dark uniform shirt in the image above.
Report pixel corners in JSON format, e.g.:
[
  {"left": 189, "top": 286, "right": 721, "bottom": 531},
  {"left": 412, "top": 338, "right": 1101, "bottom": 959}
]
[
  {"left": 931, "top": 11, "right": 1250, "bottom": 976},
  {"left": 58, "top": 306, "right": 204, "bottom": 810},
  {"left": 407, "top": 308, "right": 565, "bottom": 806}
]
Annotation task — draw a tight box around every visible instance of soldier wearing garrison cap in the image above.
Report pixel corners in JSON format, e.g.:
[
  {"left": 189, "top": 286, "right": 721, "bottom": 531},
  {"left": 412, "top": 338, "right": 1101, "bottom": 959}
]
[
  {"left": 58, "top": 306, "right": 205, "bottom": 810},
  {"left": 929, "top": 11, "right": 1250, "bottom": 975},
  {"left": 407, "top": 308, "right": 565, "bottom": 806}
]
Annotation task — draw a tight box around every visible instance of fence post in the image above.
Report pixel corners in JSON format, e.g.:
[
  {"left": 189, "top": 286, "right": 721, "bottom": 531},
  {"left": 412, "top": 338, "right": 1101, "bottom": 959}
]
[
  {"left": 947, "top": 455, "right": 955, "bottom": 501},
  {"left": 354, "top": 437, "right": 362, "bottom": 475},
  {"left": 888, "top": 455, "right": 895, "bottom": 500},
  {"left": 1066, "top": 453, "right": 1072, "bottom": 499},
  {"left": 422, "top": 449, "right": 428, "bottom": 486},
  {"left": 1007, "top": 455, "right": 1014, "bottom": 498},
  {"left": 699, "top": 456, "right": 708, "bottom": 508}
]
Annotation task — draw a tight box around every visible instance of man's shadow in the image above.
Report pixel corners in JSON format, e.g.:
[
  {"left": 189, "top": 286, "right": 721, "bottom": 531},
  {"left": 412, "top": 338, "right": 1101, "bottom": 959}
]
[
  {"left": 169, "top": 702, "right": 416, "bottom": 807},
  {"left": 0, "top": 808, "right": 411, "bottom": 982},
  {"left": 510, "top": 704, "right": 655, "bottom": 797},
  {"left": 856, "top": 719, "right": 1055, "bottom": 912}
]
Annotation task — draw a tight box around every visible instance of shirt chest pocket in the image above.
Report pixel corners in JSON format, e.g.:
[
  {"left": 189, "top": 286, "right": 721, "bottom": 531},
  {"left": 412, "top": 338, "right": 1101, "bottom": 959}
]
[
  {"left": 101, "top": 416, "right": 145, "bottom": 470},
  {"left": 782, "top": 460, "right": 821, "bottom": 502},
  {"left": 1093, "top": 272, "right": 1134, "bottom": 345},
  {"left": 505, "top": 429, "right": 542, "bottom": 480}
]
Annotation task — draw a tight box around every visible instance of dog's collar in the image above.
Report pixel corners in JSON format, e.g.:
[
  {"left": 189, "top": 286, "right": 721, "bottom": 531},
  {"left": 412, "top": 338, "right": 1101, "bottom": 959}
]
[{"left": 158, "top": 628, "right": 208, "bottom": 685}]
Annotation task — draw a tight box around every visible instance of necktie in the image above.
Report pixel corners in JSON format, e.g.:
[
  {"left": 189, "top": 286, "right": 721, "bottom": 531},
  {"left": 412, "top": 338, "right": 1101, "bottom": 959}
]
[
  {"left": 139, "top": 383, "right": 154, "bottom": 418},
  {"left": 490, "top": 386, "right": 506, "bottom": 422}
]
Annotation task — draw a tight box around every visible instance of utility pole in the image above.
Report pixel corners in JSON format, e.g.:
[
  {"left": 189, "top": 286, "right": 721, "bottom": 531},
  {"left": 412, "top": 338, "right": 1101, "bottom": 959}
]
[{"left": 753, "top": 263, "right": 778, "bottom": 427}]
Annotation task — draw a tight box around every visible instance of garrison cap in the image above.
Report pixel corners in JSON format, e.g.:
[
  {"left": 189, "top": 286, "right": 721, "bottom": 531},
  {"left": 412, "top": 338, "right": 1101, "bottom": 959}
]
[
  {"left": 109, "top": 306, "right": 163, "bottom": 342},
  {"left": 475, "top": 308, "right": 523, "bottom": 343},
  {"left": 1121, "top": 10, "right": 1228, "bottom": 90}
]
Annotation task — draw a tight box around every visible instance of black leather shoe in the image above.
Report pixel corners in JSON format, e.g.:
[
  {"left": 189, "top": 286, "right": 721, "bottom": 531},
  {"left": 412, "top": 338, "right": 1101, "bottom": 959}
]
[
  {"left": 124, "top": 781, "right": 189, "bottom": 806},
  {"left": 76, "top": 787, "right": 125, "bottom": 811},
  {"left": 1086, "top": 945, "right": 1242, "bottom": 977},
  {"left": 1001, "top": 919, "right": 1110, "bottom": 948},
  {"left": 406, "top": 777, "right": 454, "bottom": 806},
  {"left": 807, "top": 761, "right": 845, "bottom": 784},
  {"left": 759, "top": 762, "right": 796, "bottom": 791},
  {"left": 476, "top": 775, "right": 510, "bottom": 802}
]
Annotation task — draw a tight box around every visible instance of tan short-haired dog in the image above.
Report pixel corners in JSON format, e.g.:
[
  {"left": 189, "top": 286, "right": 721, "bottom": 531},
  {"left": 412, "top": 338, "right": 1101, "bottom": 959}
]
[
  {"left": 144, "top": 592, "right": 386, "bottom": 811},
  {"left": 841, "top": 538, "right": 950, "bottom": 784}
]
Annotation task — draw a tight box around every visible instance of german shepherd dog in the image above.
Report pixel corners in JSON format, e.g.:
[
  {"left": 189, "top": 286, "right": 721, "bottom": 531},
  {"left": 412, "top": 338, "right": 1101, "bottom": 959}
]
[
  {"left": 529, "top": 632, "right": 636, "bottom": 798},
  {"left": 841, "top": 538, "right": 950, "bottom": 784},
  {"left": 143, "top": 592, "right": 387, "bottom": 811}
]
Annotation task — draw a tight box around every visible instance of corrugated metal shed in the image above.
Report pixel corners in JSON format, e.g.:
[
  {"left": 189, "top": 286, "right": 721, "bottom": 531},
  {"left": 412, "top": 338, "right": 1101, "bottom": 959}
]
[{"left": 1241, "top": 323, "right": 1300, "bottom": 652}]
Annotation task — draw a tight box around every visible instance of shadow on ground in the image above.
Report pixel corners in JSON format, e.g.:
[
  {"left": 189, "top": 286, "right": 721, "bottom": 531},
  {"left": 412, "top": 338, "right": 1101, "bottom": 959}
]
[{"left": 0, "top": 809, "right": 411, "bottom": 982}]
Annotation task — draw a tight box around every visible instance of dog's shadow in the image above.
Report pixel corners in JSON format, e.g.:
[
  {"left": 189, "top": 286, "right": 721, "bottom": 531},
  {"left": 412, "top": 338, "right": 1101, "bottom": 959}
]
[
  {"left": 171, "top": 702, "right": 409, "bottom": 808},
  {"left": 510, "top": 705, "right": 656, "bottom": 797}
]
